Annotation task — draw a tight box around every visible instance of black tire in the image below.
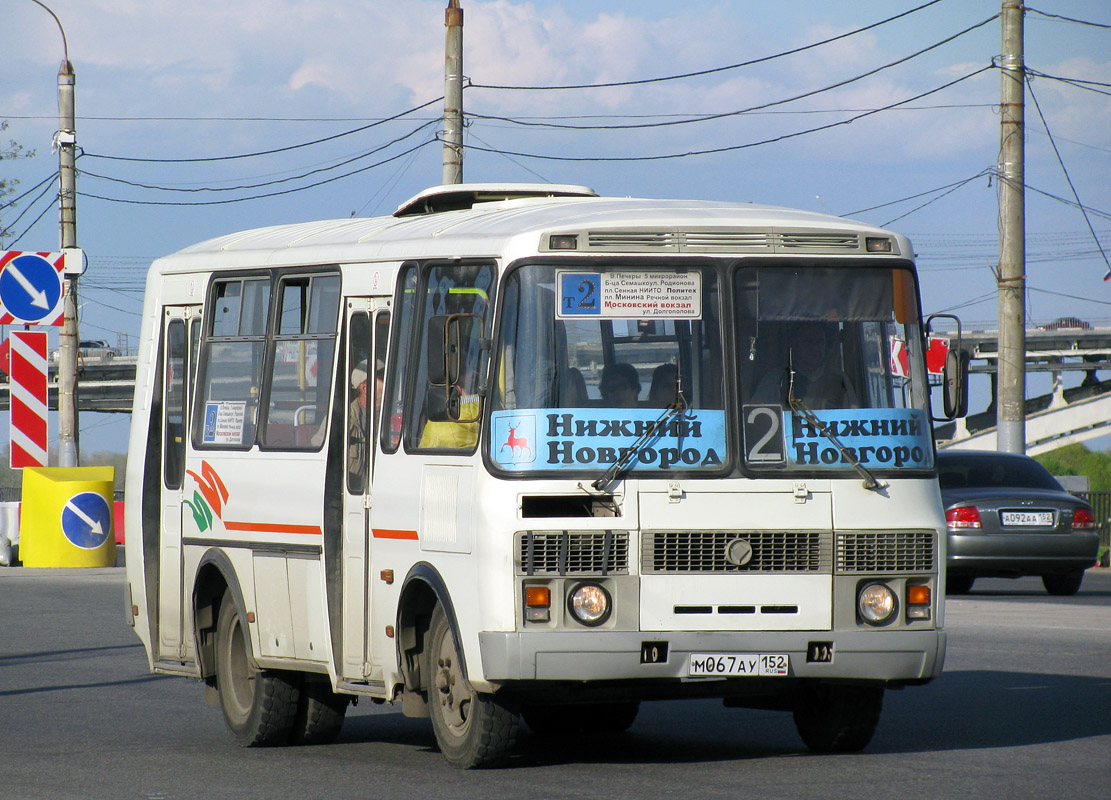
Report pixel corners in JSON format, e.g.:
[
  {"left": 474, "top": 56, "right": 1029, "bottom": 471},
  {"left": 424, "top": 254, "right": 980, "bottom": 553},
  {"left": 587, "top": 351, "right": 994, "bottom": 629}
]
[
  {"left": 426, "top": 604, "right": 519, "bottom": 768},
  {"left": 290, "top": 676, "right": 349, "bottom": 745},
  {"left": 793, "top": 683, "right": 883, "bottom": 753},
  {"left": 523, "top": 701, "right": 639, "bottom": 736},
  {"left": 947, "top": 574, "right": 975, "bottom": 595},
  {"left": 1042, "top": 570, "right": 1085, "bottom": 596},
  {"left": 214, "top": 592, "right": 300, "bottom": 747}
]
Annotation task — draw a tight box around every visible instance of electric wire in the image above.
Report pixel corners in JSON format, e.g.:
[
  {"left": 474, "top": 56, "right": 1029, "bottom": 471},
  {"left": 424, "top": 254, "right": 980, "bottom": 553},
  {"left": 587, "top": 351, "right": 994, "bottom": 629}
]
[
  {"left": 467, "top": 14, "right": 1000, "bottom": 132},
  {"left": 0, "top": 170, "right": 58, "bottom": 212},
  {"left": 77, "top": 119, "right": 439, "bottom": 194},
  {"left": 1026, "top": 75, "right": 1111, "bottom": 276},
  {"left": 469, "top": 0, "right": 950, "bottom": 91},
  {"left": 1025, "top": 7, "right": 1111, "bottom": 29},
  {"left": 460, "top": 66, "right": 992, "bottom": 164},
  {"left": 79, "top": 96, "right": 444, "bottom": 164},
  {"left": 78, "top": 138, "right": 438, "bottom": 206}
]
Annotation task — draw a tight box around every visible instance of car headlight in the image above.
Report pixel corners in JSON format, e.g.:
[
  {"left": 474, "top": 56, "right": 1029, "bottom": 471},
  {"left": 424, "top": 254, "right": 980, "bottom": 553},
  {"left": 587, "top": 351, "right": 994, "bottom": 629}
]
[
  {"left": 858, "top": 583, "right": 896, "bottom": 625},
  {"left": 568, "top": 582, "right": 611, "bottom": 626}
]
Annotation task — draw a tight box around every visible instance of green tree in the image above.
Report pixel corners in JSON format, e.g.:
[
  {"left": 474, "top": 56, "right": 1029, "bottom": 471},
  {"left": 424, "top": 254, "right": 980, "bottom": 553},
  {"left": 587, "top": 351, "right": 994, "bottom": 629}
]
[
  {"left": 1, "top": 120, "right": 38, "bottom": 246},
  {"left": 1036, "top": 443, "right": 1111, "bottom": 492}
]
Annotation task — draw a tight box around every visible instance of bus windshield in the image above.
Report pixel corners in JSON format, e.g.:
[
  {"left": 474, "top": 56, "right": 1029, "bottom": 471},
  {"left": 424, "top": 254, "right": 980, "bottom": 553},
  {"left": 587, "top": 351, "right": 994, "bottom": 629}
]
[
  {"left": 490, "top": 264, "right": 726, "bottom": 476},
  {"left": 736, "top": 263, "right": 933, "bottom": 472}
]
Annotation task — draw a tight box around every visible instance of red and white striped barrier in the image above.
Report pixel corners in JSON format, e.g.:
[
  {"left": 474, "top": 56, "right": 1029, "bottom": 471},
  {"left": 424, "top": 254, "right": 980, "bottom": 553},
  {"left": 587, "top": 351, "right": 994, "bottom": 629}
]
[{"left": 9, "top": 331, "right": 49, "bottom": 468}]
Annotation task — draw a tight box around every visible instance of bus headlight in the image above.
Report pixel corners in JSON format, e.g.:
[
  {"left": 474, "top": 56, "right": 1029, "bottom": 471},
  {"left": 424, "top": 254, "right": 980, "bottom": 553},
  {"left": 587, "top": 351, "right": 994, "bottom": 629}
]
[
  {"left": 568, "top": 583, "right": 611, "bottom": 627},
  {"left": 858, "top": 583, "right": 896, "bottom": 625}
]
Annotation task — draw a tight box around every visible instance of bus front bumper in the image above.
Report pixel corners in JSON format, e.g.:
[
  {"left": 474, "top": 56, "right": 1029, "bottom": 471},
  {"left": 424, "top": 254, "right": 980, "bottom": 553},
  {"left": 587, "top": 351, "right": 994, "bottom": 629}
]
[{"left": 478, "top": 628, "right": 946, "bottom": 684}]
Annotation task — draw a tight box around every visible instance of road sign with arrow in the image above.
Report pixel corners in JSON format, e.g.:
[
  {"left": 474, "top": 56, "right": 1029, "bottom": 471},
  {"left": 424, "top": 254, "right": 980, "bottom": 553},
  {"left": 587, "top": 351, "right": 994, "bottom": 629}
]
[{"left": 0, "top": 251, "right": 67, "bottom": 326}]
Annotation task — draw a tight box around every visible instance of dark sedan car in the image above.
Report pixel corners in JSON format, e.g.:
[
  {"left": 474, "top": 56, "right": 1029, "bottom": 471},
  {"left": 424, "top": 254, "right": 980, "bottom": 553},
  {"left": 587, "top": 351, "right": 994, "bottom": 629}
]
[{"left": 938, "top": 450, "right": 1099, "bottom": 596}]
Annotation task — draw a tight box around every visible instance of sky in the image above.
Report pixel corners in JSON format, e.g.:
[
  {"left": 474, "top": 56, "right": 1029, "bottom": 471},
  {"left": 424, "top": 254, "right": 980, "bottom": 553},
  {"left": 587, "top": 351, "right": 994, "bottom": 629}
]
[{"left": 1, "top": 0, "right": 1109, "bottom": 456}]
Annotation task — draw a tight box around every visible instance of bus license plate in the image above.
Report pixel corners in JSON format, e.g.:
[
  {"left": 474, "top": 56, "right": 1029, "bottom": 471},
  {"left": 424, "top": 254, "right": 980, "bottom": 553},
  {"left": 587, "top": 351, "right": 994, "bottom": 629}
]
[
  {"left": 687, "top": 653, "right": 789, "bottom": 677},
  {"left": 1001, "top": 511, "right": 1054, "bottom": 526}
]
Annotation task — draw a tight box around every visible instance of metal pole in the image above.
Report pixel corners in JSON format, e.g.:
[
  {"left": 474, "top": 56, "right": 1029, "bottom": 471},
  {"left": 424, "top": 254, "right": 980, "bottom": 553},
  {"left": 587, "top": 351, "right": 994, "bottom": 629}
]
[
  {"left": 996, "top": 0, "right": 1025, "bottom": 454},
  {"left": 57, "top": 57, "right": 80, "bottom": 466},
  {"left": 442, "top": 0, "right": 464, "bottom": 185}
]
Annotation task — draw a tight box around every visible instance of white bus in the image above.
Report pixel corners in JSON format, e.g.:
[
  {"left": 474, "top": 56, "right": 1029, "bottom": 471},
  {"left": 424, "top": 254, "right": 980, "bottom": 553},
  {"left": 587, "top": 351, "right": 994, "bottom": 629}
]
[{"left": 125, "top": 183, "right": 965, "bottom": 767}]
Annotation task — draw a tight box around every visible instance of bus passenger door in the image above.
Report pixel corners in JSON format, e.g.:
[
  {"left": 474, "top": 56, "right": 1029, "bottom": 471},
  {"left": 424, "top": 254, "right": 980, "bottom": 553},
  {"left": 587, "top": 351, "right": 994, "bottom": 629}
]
[
  {"left": 158, "top": 306, "right": 199, "bottom": 662},
  {"left": 341, "top": 299, "right": 389, "bottom": 680}
]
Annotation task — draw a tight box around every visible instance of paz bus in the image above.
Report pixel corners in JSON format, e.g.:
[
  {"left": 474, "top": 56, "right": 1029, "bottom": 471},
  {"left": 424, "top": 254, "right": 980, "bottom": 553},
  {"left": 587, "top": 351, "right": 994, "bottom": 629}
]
[{"left": 125, "top": 183, "right": 966, "bottom": 767}]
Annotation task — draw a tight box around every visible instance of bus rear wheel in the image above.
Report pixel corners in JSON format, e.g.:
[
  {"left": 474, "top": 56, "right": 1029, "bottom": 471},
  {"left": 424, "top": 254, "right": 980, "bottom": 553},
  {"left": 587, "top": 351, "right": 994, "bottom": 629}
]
[
  {"left": 426, "top": 604, "right": 519, "bottom": 768},
  {"left": 793, "top": 683, "right": 883, "bottom": 753},
  {"left": 290, "top": 676, "right": 349, "bottom": 745},
  {"left": 214, "top": 592, "right": 300, "bottom": 746}
]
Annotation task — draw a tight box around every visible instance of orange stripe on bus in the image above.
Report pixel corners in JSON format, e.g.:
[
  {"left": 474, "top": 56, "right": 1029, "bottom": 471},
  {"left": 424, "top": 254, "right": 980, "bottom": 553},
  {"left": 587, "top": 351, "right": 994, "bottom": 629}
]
[
  {"left": 373, "top": 529, "right": 419, "bottom": 540},
  {"left": 224, "top": 521, "right": 323, "bottom": 535}
]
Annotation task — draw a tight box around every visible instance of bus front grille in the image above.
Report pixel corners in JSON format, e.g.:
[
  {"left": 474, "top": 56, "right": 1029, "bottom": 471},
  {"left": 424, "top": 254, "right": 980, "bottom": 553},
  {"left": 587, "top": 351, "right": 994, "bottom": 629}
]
[
  {"left": 518, "top": 531, "right": 630, "bottom": 576},
  {"left": 836, "top": 531, "right": 936, "bottom": 573},
  {"left": 642, "top": 531, "right": 830, "bottom": 573}
]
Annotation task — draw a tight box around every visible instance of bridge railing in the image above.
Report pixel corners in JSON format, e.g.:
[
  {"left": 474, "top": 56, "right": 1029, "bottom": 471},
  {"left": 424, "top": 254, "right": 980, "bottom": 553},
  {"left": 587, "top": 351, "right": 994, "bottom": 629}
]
[{"left": 1075, "top": 491, "right": 1111, "bottom": 566}]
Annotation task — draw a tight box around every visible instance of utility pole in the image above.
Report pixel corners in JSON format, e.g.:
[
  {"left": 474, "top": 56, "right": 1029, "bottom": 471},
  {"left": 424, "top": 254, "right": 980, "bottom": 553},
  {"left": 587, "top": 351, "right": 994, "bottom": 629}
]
[
  {"left": 56, "top": 56, "right": 80, "bottom": 467},
  {"left": 442, "top": 0, "right": 464, "bottom": 185},
  {"left": 996, "top": 0, "right": 1025, "bottom": 454}
]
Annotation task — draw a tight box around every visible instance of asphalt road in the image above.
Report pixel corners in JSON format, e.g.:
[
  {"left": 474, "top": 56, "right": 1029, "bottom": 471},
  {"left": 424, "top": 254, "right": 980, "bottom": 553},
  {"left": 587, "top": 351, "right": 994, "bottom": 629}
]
[{"left": 2, "top": 567, "right": 1109, "bottom": 800}]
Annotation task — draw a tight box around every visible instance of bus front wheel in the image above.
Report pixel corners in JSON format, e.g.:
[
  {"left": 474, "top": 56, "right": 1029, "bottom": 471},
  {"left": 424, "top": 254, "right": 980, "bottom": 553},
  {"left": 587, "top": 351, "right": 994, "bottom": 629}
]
[
  {"left": 214, "top": 592, "right": 300, "bottom": 746},
  {"left": 425, "top": 604, "right": 519, "bottom": 768},
  {"left": 792, "top": 683, "right": 883, "bottom": 753}
]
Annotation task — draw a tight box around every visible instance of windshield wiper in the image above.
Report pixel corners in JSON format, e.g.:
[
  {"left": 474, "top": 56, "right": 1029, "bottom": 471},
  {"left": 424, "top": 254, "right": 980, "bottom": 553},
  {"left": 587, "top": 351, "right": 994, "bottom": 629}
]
[
  {"left": 786, "top": 367, "right": 887, "bottom": 492},
  {"left": 591, "top": 393, "right": 688, "bottom": 493}
]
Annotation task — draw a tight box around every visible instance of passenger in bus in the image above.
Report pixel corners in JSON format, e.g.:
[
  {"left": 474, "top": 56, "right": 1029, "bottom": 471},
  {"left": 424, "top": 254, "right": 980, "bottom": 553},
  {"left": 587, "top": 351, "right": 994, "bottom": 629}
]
[
  {"left": 348, "top": 359, "right": 370, "bottom": 479},
  {"left": 599, "top": 362, "right": 641, "bottom": 407},
  {"left": 648, "top": 362, "right": 679, "bottom": 407},
  {"left": 560, "top": 367, "right": 589, "bottom": 407}
]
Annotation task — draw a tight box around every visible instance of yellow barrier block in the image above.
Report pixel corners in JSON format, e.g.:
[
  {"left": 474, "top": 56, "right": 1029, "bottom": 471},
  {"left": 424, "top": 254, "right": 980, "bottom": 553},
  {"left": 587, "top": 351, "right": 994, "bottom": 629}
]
[{"left": 20, "top": 467, "right": 116, "bottom": 568}]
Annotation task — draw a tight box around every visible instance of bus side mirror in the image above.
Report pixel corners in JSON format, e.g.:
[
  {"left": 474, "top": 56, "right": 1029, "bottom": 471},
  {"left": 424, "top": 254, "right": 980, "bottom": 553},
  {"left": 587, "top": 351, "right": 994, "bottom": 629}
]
[
  {"left": 942, "top": 348, "right": 969, "bottom": 419},
  {"left": 426, "top": 313, "right": 481, "bottom": 421}
]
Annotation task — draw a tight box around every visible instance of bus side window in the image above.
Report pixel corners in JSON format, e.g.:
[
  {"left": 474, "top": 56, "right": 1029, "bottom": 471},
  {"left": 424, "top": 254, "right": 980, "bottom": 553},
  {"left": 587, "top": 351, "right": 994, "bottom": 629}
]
[
  {"left": 196, "top": 277, "right": 270, "bottom": 448},
  {"left": 346, "top": 312, "right": 370, "bottom": 494},
  {"left": 382, "top": 265, "right": 418, "bottom": 454}
]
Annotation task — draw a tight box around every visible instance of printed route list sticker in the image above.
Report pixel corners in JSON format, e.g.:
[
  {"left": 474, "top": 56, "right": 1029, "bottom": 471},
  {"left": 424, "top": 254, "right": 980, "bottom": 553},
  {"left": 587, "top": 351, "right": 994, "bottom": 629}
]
[{"left": 557, "top": 271, "right": 702, "bottom": 319}]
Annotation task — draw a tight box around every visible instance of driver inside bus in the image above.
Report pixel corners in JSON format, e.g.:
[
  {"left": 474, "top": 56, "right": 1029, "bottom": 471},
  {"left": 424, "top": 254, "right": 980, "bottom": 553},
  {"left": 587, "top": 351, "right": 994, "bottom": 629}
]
[{"left": 755, "top": 322, "right": 858, "bottom": 410}]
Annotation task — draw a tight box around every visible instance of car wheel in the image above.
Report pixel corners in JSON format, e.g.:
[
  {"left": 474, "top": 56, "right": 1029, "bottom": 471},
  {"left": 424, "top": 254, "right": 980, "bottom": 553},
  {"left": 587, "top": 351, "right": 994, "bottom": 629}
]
[
  {"left": 1042, "top": 570, "right": 1085, "bottom": 596},
  {"left": 946, "top": 575, "right": 975, "bottom": 595}
]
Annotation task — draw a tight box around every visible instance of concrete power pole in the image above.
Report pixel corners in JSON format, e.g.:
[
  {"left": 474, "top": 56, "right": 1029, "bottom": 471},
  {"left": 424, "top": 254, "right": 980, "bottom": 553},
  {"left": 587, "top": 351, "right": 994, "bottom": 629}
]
[
  {"left": 57, "top": 61, "right": 80, "bottom": 467},
  {"left": 442, "top": 0, "right": 464, "bottom": 185},
  {"left": 996, "top": 0, "right": 1025, "bottom": 454}
]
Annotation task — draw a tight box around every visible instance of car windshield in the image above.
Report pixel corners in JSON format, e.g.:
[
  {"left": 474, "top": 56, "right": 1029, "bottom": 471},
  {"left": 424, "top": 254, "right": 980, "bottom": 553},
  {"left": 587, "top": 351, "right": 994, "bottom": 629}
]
[{"left": 938, "top": 454, "right": 1062, "bottom": 491}]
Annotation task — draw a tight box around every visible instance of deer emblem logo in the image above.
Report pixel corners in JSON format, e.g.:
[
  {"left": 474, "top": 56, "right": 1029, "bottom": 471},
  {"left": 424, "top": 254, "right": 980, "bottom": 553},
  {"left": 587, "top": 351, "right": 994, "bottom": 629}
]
[{"left": 500, "top": 421, "right": 533, "bottom": 459}]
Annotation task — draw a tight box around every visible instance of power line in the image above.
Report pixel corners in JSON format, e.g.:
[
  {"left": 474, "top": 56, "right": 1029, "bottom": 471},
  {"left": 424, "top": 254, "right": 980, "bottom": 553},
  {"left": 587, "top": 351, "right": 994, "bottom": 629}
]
[
  {"left": 467, "top": 14, "right": 1000, "bottom": 132},
  {"left": 469, "top": 0, "right": 950, "bottom": 91},
  {"left": 1025, "top": 7, "right": 1111, "bottom": 29},
  {"left": 78, "top": 139, "right": 437, "bottom": 206},
  {"left": 844, "top": 168, "right": 993, "bottom": 216},
  {"left": 77, "top": 120, "right": 438, "bottom": 195},
  {"left": 80, "top": 96, "right": 443, "bottom": 164},
  {"left": 459, "top": 66, "right": 992, "bottom": 164},
  {"left": 1026, "top": 76, "right": 1110, "bottom": 277}
]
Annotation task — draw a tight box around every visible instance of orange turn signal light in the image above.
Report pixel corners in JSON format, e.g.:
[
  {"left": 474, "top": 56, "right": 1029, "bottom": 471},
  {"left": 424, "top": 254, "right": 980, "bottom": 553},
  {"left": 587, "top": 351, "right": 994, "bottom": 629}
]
[
  {"left": 525, "top": 586, "right": 551, "bottom": 608},
  {"left": 907, "top": 585, "right": 931, "bottom": 605}
]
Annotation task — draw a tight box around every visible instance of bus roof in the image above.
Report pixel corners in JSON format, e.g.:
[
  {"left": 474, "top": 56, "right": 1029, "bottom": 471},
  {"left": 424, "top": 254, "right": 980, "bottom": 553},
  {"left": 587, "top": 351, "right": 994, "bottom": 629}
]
[{"left": 153, "top": 186, "right": 912, "bottom": 273}]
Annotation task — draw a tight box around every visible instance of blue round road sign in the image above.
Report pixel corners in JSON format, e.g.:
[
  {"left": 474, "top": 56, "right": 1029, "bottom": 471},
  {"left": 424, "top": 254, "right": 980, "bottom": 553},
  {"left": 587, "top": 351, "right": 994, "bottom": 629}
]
[
  {"left": 60, "top": 491, "right": 113, "bottom": 550},
  {"left": 0, "top": 253, "right": 64, "bottom": 324}
]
